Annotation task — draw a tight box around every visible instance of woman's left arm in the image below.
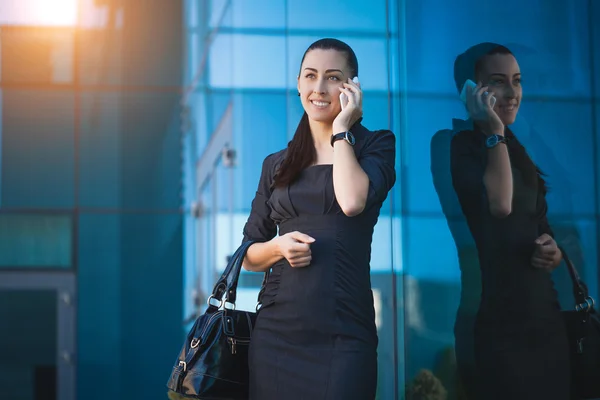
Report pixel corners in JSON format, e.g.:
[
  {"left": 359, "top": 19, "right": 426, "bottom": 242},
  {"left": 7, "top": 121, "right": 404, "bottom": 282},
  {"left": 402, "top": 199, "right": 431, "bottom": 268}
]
[
  {"left": 332, "top": 78, "right": 369, "bottom": 216},
  {"left": 331, "top": 138, "right": 370, "bottom": 216},
  {"left": 332, "top": 79, "right": 396, "bottom": 216}
]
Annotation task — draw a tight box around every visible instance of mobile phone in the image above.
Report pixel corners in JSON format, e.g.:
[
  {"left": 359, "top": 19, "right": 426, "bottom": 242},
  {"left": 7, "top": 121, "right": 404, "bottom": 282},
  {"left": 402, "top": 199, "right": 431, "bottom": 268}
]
[
  {"left": 340, "top": 76, "right": 360, "bottom": 110},
  {"left": 460, "top": 79, "right": 496, "bottom": 108}
]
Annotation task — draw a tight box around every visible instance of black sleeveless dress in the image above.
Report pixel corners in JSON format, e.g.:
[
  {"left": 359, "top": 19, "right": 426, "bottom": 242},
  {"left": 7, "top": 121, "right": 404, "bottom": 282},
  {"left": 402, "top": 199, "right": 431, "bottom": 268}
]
[
  {"left": 242, "top": 125, "right": 395, "bottom": 400},
  {"left": 450, "top": 128, "right": 571, "bottom": 399}
]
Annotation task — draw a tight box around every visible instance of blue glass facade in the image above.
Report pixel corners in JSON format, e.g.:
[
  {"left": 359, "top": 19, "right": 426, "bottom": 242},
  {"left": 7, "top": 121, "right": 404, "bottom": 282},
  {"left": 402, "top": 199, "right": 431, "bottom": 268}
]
[{"left": 0, "top": 0, "right": 598, "bottom": 399}]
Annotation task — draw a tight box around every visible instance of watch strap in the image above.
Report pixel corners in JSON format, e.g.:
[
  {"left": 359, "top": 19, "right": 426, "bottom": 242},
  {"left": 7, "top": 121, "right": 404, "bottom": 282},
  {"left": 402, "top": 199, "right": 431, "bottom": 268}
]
[{"left": 330, "top": 131, "right": 356, "bottom": 147}]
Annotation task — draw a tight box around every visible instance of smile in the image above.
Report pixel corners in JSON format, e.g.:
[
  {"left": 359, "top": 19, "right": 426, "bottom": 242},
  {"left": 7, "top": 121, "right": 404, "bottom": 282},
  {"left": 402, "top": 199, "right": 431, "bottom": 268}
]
[
  {"left": 500, "top": 104, "right": 518, "bottom": 112},
  {"left": 310, "top": 100, "right": 329, "bottom": 107}
]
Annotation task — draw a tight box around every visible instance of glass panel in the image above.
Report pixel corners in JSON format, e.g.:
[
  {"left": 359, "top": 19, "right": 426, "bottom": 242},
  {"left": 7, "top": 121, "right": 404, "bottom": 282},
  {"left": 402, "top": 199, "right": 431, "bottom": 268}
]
[
  {"left": 226, "top": 0, "right": 285, "bottom": 29},
  {"left": 77, "top": 29, "right": 123, "bottom": 86},
  {"left": 0, "top": 89, "right": 75, "bottom": 208},
  {"left": 188, "top": 91, "right": 209, "bottom": 156},
  {"left": 78, "top": 91, "right": 121, "bottom": 208},
  {"left": 197, "top": 179, "right": 215, "bottom": 307},
  {"left": 234, "top": 91, "right": 288, "bottom": 212},
  {"left": 209, "top": 34, "right": 286, "bottom": 89},
  {"left": 187, "top": 32, "right": 200, "bottom": 85},
  {"left": 78, "top": 0, "right": 124, "bottom": 30},
  {"left": 186, "top": 0, "right": 199, "bottom": 29},
  {"left": 404, "top": 0, "right": 592, "bottom": 98},
  {"left": 78, "top": 212, "right": 183, "bottom": 400},
  {"left": 0, "top": 27, "right": 74, "bottom": 84},
  {"left": 208, "top": 0, "right": 231, "bottom": 29},
  {"left": 100, "top": 91, "right": 180, "bottom": 210},
  {"left": 0, "top": 214, "right": 71, "bottom": 268},
  {"left": 213, "top": 155, "right": 242, "bottom": 283},
  {"left": 402, "top": 217, "right": 465, "bottom": 399},
  {"left": 519, "top": 100, "right": 595, "bottom": 216},
  {"left": 77, "top": 213, "right": 121, "bottom": 400},
  {"left": 549, "top": 217, "right": 599, "bottom": 310},
  {"left": 0, "top": 289, "right": 57, "bottom": 400},
  {"left": 594, "top": 1, "right": 600, "bottom": 95},
  {"left": 287, "top": 0, "right": 387, "bottom": 33}
]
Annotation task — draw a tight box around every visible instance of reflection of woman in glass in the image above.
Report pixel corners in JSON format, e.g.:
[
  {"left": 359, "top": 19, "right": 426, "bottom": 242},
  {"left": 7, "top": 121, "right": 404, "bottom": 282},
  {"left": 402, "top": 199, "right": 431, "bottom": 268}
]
[
  {"left": 240, "top": 38, "right": 396, "bottom": 400},
  {"left": 451, "top": 43, "right": 570, "bottom": 399}
]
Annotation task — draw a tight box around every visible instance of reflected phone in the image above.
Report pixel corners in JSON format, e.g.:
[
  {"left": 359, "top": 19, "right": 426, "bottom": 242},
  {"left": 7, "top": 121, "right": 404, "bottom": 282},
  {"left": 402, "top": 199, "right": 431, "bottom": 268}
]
[
  {"left": 460, "top": 79, "right": 496, "bottom": 108},
  {"left": 340, "top": 76, "right": 360, "bottom": 110}
]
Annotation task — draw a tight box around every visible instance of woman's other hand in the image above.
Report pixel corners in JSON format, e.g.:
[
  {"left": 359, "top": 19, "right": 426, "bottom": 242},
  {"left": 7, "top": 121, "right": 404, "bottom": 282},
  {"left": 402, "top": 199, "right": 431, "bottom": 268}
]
[{"left": 276, "top": 231, "right": 315, "bottom": 268}]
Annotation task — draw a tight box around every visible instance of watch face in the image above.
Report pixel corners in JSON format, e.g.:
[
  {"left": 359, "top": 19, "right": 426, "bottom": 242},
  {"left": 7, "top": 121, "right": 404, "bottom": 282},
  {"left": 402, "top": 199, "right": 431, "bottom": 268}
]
[
  {"left": 345, "top": 131, "right": 356, "bottom": 146},
  {"left": 486, "top": 135, "right": 499, "bottom": 147}
]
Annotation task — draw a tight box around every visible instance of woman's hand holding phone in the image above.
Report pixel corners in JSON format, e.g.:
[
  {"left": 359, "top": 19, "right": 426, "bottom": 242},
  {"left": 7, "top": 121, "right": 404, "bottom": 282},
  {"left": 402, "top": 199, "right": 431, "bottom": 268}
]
[
  {"left": 462, "top": 79, "right": 503, "bottom": 135},
  {"left": 333, "top": 76, "right": 362, "bottom": 133}
]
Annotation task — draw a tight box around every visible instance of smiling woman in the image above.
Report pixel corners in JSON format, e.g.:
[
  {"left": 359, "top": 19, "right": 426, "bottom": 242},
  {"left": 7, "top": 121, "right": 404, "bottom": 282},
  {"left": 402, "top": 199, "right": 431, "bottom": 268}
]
[{"left": 0, "top": 0, "right": 77, "bottom": 27}]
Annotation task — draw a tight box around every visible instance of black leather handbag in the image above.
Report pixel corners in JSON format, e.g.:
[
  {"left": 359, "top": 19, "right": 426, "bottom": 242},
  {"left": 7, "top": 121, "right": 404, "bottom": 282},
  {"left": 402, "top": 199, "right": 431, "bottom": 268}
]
[
  {"left": 560, "top": 248, "right": 600, "bottom": 399},
  {"left": 166, "top": 240, "right": 267, "bottom": 399}
]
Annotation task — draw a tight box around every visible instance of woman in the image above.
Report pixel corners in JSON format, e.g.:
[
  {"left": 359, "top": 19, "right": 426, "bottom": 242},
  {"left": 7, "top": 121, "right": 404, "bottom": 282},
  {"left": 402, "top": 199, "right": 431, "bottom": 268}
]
[
  {"left": 450, "top": 43, "right": 571, "bottom": 399},
  {"left": 241, "top": 38, "right": 396, "bottom": 400}
]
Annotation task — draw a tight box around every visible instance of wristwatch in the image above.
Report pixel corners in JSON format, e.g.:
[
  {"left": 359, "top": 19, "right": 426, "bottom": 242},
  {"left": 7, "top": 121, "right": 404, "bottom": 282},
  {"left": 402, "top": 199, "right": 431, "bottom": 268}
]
[
  {"left": 331, "top": 131, "right": 356, "bottom": 147},
  {"left": 485, "top": 134, "right": 508, "bottom": 149}
]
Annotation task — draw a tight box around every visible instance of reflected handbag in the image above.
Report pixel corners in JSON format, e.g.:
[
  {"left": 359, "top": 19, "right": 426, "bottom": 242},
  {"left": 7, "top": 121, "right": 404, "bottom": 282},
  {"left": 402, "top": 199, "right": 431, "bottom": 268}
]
[
  {"left": 166, "top": 240, "right": 268, "bottom": 399},
  {"left": 560, "top": 248, "right": 600, "bottom": 399}
]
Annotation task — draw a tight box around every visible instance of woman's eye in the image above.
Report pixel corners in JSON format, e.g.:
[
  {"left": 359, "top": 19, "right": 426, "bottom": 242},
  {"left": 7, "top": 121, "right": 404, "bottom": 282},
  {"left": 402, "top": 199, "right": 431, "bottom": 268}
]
[
  {"left": 305, "top": 74, "right": 315, "bottom": 79},
  {"left": 328, "top": 76, "right": 340, "bottom": 81}
]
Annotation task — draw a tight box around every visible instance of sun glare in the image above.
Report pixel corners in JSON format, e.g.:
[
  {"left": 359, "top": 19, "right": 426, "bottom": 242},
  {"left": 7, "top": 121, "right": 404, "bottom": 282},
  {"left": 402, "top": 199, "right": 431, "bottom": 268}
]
[{"left": 0, "top": 0, "right": 78, "bottom": 27}]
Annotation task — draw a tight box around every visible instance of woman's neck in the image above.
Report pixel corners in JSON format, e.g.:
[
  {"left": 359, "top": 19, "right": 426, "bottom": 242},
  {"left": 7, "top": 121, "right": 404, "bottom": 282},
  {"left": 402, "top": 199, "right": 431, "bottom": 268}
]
[{"left": 308, "top": 118, "right": 333, "bottom": 148}]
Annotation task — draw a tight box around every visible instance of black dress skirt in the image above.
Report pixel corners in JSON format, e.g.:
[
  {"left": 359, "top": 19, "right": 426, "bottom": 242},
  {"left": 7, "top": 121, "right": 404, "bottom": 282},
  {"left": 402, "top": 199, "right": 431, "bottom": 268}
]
[{"left": 242, "top": 125, "right": 396, "bottom": 400}]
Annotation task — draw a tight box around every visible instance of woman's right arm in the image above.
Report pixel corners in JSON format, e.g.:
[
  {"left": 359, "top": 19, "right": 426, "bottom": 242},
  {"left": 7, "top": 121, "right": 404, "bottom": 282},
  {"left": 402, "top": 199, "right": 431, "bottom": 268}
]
[
  {"left": 244, "top": 239, "right": 283, "bottom": 272},
  {"left": 241, "top": 153, "right": 314, "bottom": 272},
  {"left": 244, "top": 232, "right": 314, "bottom": 272}
]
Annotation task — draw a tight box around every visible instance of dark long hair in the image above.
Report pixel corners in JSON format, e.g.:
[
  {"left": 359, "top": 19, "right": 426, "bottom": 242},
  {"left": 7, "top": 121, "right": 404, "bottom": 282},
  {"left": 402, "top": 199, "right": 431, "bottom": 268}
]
[
  {"left": 272, "top": 38, "right": 359, "bottom": 188},
  {"left": 454, "top": 43, "right": 547, "bottom": 192}
]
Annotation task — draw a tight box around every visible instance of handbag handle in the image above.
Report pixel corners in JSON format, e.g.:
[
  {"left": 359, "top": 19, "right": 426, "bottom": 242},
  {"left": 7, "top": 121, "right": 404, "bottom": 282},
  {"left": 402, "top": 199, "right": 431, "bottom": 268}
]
[
  {"left": 559, "top": 246, "right": 595, "bottom": 312},
  {"left": 207, "top": 240, "right": 269, "bottom": 311},
  {"left": 224, "top": 243, "right": 271, "bottom": 306},
  {"left": 207, "top": 241, "right": 254, "bottom": 308}
]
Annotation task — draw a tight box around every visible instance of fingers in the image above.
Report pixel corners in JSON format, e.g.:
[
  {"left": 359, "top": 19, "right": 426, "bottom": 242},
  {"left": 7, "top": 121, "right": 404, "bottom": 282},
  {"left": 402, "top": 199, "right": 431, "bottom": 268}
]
[
  {"left": 531, "top": 256, "right": 553, "bottom": 270},
  {"left": 484, "top": 91, "right": 496, "bottom": 108},
  {"left": 533, "top": 243, "right": 557, "bottom": 259},
  {"left": 535, "top": 234, "right": 553, "bottom": 246},
  {"left": 288, "top": 231, "right": 315, "bottom": 243},
  {"left": 474, "top": 84, "right": 489, "bottom": 110},
  {"left": 339, "top": 86, "right": 361, "bottom": 105},
  {"left": 341, "top": 77, "right": 362, "bottom": 105},
  {"left": 287, "top": 245, "right": 312, "bottom": 268},
  {"left": 533, "top": 234, "right": 558, "bottom": 261},
  {"left": 343, "top": 78, "right": 361, "bottom": 92},
  {"left": 465, "top": 82, "right": 482, "bottom": 113},
  {"left": 289, "top": 255, "right": 312, "bottom": 268},
  {"left": 284, "top": 231, "right": 315, "bottom": 267}
]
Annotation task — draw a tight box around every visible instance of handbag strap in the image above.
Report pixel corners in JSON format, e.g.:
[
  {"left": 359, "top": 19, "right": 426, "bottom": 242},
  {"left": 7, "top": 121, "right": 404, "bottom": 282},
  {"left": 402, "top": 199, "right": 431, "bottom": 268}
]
[
  {"left": 224, "top": 245, "right": 271, "bottom": 306},
  {"left": 207, "top": 240, "right": 270, "bottom": 311},
  {"left": 208, "top": 241, "right": 254, "bottom": 307},
  {"left": 559, "top": 246, "right": 595, "bottom": 312}
]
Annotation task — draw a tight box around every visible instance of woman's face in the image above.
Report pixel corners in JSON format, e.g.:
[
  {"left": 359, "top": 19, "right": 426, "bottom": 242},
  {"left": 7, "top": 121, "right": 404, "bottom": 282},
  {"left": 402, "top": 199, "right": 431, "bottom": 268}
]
[
  {"left": 477, "top": 53, "right": 522, "bottom": 126},
  {"left": 297, "top": 49, "right": 352, "bottom": 124}
]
